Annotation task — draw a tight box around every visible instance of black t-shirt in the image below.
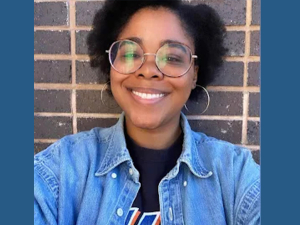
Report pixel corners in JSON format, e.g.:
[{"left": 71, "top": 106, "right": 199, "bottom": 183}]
[{"left": 125, "top": 131, "right": 183, "bottom": 224}]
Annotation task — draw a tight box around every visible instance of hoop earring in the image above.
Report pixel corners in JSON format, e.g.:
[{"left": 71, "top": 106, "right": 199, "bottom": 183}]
[
  {"left": 100, "top": 81, "right": 109, "bottom": 106},
  {"left": 184, "top": 85, "right": 210, "bottom": 114},
  {"left": 197, "top": 85, "right": 210, "bottom": 114},
  {"left": 100, "top": 82, "right": 119, "bottom": 109},
  {"left": 184, "top": 104, "right": 190, "bottom": 112}
]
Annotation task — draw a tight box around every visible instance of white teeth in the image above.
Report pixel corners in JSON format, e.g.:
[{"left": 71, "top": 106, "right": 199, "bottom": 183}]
[{"left": 132, "top": 91, "right": 165, "bottom": 99}]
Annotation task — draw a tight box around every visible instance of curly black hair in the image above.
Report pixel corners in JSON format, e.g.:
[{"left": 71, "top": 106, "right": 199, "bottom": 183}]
[{"left": 87, "top": 0, "right": 227, "bottom": 100}]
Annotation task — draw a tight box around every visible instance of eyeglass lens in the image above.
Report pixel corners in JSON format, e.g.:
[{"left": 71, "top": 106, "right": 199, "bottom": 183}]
[{"left": 109, "top": 40, "right": 192, "bottom": 77}]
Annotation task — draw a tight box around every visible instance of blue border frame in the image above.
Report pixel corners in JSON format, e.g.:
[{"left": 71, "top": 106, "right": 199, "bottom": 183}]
[
  {"left": 1, "top": 1, "right": 33, "bottom": 224},
  {"left": 261, "top": 0, "right": 300, "bottom": 224}
]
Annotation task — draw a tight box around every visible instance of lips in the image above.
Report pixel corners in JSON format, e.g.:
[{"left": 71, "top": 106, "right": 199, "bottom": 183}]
[
  {"left": 127, "top": 87, "right": 169, "bottom": 104},
  {"left": 132, "top": 91, "right": 165, "bottom": 99}
]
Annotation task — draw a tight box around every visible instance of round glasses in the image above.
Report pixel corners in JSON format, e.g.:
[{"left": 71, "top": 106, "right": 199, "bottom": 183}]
[{"left": 105, "top": 39, "right": 197, "bottom": 78}]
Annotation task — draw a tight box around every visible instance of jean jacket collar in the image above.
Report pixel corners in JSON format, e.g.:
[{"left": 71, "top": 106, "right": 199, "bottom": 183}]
[{"left": 95, "top": 112, "right": 212, "bottom": 179}]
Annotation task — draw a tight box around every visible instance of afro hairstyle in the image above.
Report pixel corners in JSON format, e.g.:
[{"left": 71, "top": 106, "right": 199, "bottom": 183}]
[{"left": 87, "top": 0, "right": 227, "bottom": 100}]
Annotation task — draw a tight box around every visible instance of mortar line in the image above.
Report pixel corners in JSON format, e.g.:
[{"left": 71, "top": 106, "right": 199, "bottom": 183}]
[
  {"left": 248, "top": 117, "right": 260, "bottom": 122},
  {"left": 77, "top": 113, "right": 121, "bottom": 119},
  {"left": 244, "top": 0, "right": 252, "bottom": 87},
  {"left": 34, "top": 139, "right": 58, "bottom": 143},
  {"left": 187, "top": 115, "right": 260, "bottom": 122},
  {"left": 69, "top": 0, "right": 77, "bottom": 134},
  {"left": 34, "top": 0, "right": 68, "bottom": 2},
  {"left": 34, "top": 112, "right": 120, "bottom": 118},
  {"left": 34, "top": 26, "right": 92, "bottom": 31},
  {"left": 237, "top": 145, "right": 260, "bottom": 151},
  {"left": 34, "top": 83, "right": 260, "bottom": 92},
  {"left": 34, "top": 83, "right": 105, "bottom": 90},
  {"left": 34, "top": 112, "right": 72, "bottom": 117},
  {"left": 241, "top": 0, "right": 253, "bottom": 145},
  {"left": 34, "top": 54, "right": 260, "bottom": 62},
  {"left": 34, "top": 26, "right": 70, "bottom": 31},
  {"left": 187, "top": 115, "right": 242, "bottom": 121},
  {"left": 34, "top": 54, "right": 90, "bottom": 60},
  {"left": 206, "top": 86, "right": 259, "bottom": 92},
  {"left": 225, "top": 56, "right": 260, "bottom": 62},
  {"left": 226, "top": 25, "right": 260, "bottom": 31},
  {"left": 34, "top": 112, "right": 258, "bottom": 121},
  {"left": 241, "top": 92, "right": 250, "bottom": 144}
]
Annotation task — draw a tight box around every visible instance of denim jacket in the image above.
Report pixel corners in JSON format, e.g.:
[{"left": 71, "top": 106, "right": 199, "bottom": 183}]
[{"left": 34, "top": 113, "right": 260, "bottom": 225}]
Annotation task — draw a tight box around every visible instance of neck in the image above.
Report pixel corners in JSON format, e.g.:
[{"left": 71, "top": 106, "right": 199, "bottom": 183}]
[{"left": 125, "top": 114, "right": 182, "bottom": 150}]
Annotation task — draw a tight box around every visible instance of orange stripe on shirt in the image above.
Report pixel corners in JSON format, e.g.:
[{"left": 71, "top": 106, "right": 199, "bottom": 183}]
[
  {"left": 155, "top": 215, "right": 161, "bottom": 225},
  {"left": 130, "top": 210, "right": 141, "bottom": 225}
]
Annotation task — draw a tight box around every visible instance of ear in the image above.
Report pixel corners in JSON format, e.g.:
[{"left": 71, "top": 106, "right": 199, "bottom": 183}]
[{"left": 192, "top": 65, "right": 199, "bottom": 89}]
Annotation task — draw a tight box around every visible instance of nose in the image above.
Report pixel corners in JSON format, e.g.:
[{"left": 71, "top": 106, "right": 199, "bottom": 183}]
[{"left": 135, "top": 53, "right": 164, "bottom": 80}]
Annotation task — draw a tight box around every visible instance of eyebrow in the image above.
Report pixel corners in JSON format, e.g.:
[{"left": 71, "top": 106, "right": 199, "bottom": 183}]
[
  {"left": 124, "top": 37, "right": 188, "bottom": 53},
  {"left": 125, "top": 37, "right": 143, "bottom": 44}
]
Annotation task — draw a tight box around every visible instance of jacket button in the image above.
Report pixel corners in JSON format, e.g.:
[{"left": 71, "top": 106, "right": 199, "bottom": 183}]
[
  {"left": 129, "top": 168, "right": 133, "bottom": 175},
  {"left": 111, "top": 173, "right": 117, "bottom": 179},
  {"left": 168, "top": 207, "right": 173, "bottom": 221},
  {"left": 117, "top": 208, "right": 123, "bottom": 217},
  {"left": 183, "top": 181, "right": 187, "bottom": 187}
]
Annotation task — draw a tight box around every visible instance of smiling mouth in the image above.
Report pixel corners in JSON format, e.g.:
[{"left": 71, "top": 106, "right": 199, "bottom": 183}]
[
  {"left": 127, "top": 87, "right": 168, "bottom": 103},
  {"left": 132, "top": 91, "right": 165, "bottom": 99}
]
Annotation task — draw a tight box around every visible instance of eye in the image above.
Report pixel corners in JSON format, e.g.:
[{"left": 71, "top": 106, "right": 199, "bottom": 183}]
[
  {"left": 166, "top": 57, "right": 180, "bottom": 62},
  {"left": 162, "top": 55, "right": 183, "bottom": 64},
  {"left": 122, "top": 53, "right": 141, "bottom": 59}
]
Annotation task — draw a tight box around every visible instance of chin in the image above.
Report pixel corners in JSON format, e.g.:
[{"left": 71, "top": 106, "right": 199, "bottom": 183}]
[{"left": 125, "top": 111, "right": 164, "bottom": 130}]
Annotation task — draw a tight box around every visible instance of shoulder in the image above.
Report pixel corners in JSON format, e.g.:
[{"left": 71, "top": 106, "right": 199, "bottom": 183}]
[
  {"left": 192, "top": 131, "right": 257, "bottom": 165},
  {"left": 35, "top": 126, "right": 113, "bottom": 162},
  {"left": 192, "top": 130, "right": 260, "bottom": 193},
  {"left": 34, "top": 126, "right": 115, "bottom": 187},
  {"left": 192, "top": 131, "right": 260, "bottom": 224}
]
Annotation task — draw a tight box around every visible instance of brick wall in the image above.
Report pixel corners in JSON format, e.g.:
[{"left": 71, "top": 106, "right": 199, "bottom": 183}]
[{"left": 34, "top": 0, "right": 261, "bottom": 164}]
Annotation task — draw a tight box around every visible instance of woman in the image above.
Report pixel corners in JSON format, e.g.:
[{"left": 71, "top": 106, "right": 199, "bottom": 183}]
[{"left": 34, "top": 1, "right": 260, "bottom": 224}]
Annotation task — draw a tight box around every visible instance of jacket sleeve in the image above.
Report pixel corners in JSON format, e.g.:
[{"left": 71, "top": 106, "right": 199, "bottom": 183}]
[
  {"left": 34, "top": 159, "right": 59, "bottom": 225},
  {"left": 233, "top": 148, "right": 261, "bottom": 225}
]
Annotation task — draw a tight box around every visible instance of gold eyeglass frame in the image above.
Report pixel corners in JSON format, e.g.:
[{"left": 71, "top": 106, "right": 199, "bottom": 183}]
[{"left": 105, "top": 39, "right": 198, "bottom": 78}]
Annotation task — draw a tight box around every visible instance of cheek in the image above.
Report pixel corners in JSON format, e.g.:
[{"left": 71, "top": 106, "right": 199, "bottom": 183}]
[
  {"left": 174, "top": 72, "right": 194, "bottom": 93},
  {"left": 109, "top": 71, "right": 123, "bottom": 104},
  {"left": 177, "top": 73, "right": 196, "bottom": 102},
  {"left": 110, "top": 70, "right": 122, "bottom": 93},
  {"left": 109, "top": 71, "right": 131, "bottom": 107}
]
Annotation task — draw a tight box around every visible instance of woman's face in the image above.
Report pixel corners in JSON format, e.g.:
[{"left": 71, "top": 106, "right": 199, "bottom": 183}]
[{"left": 110, "top": 7, "right": 198, "bottom": 130}]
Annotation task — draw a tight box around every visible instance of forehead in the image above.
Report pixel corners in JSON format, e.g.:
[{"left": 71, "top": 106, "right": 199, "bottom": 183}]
[{"left": 117, "top": 7, "right": 194, "bottom": 50}]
